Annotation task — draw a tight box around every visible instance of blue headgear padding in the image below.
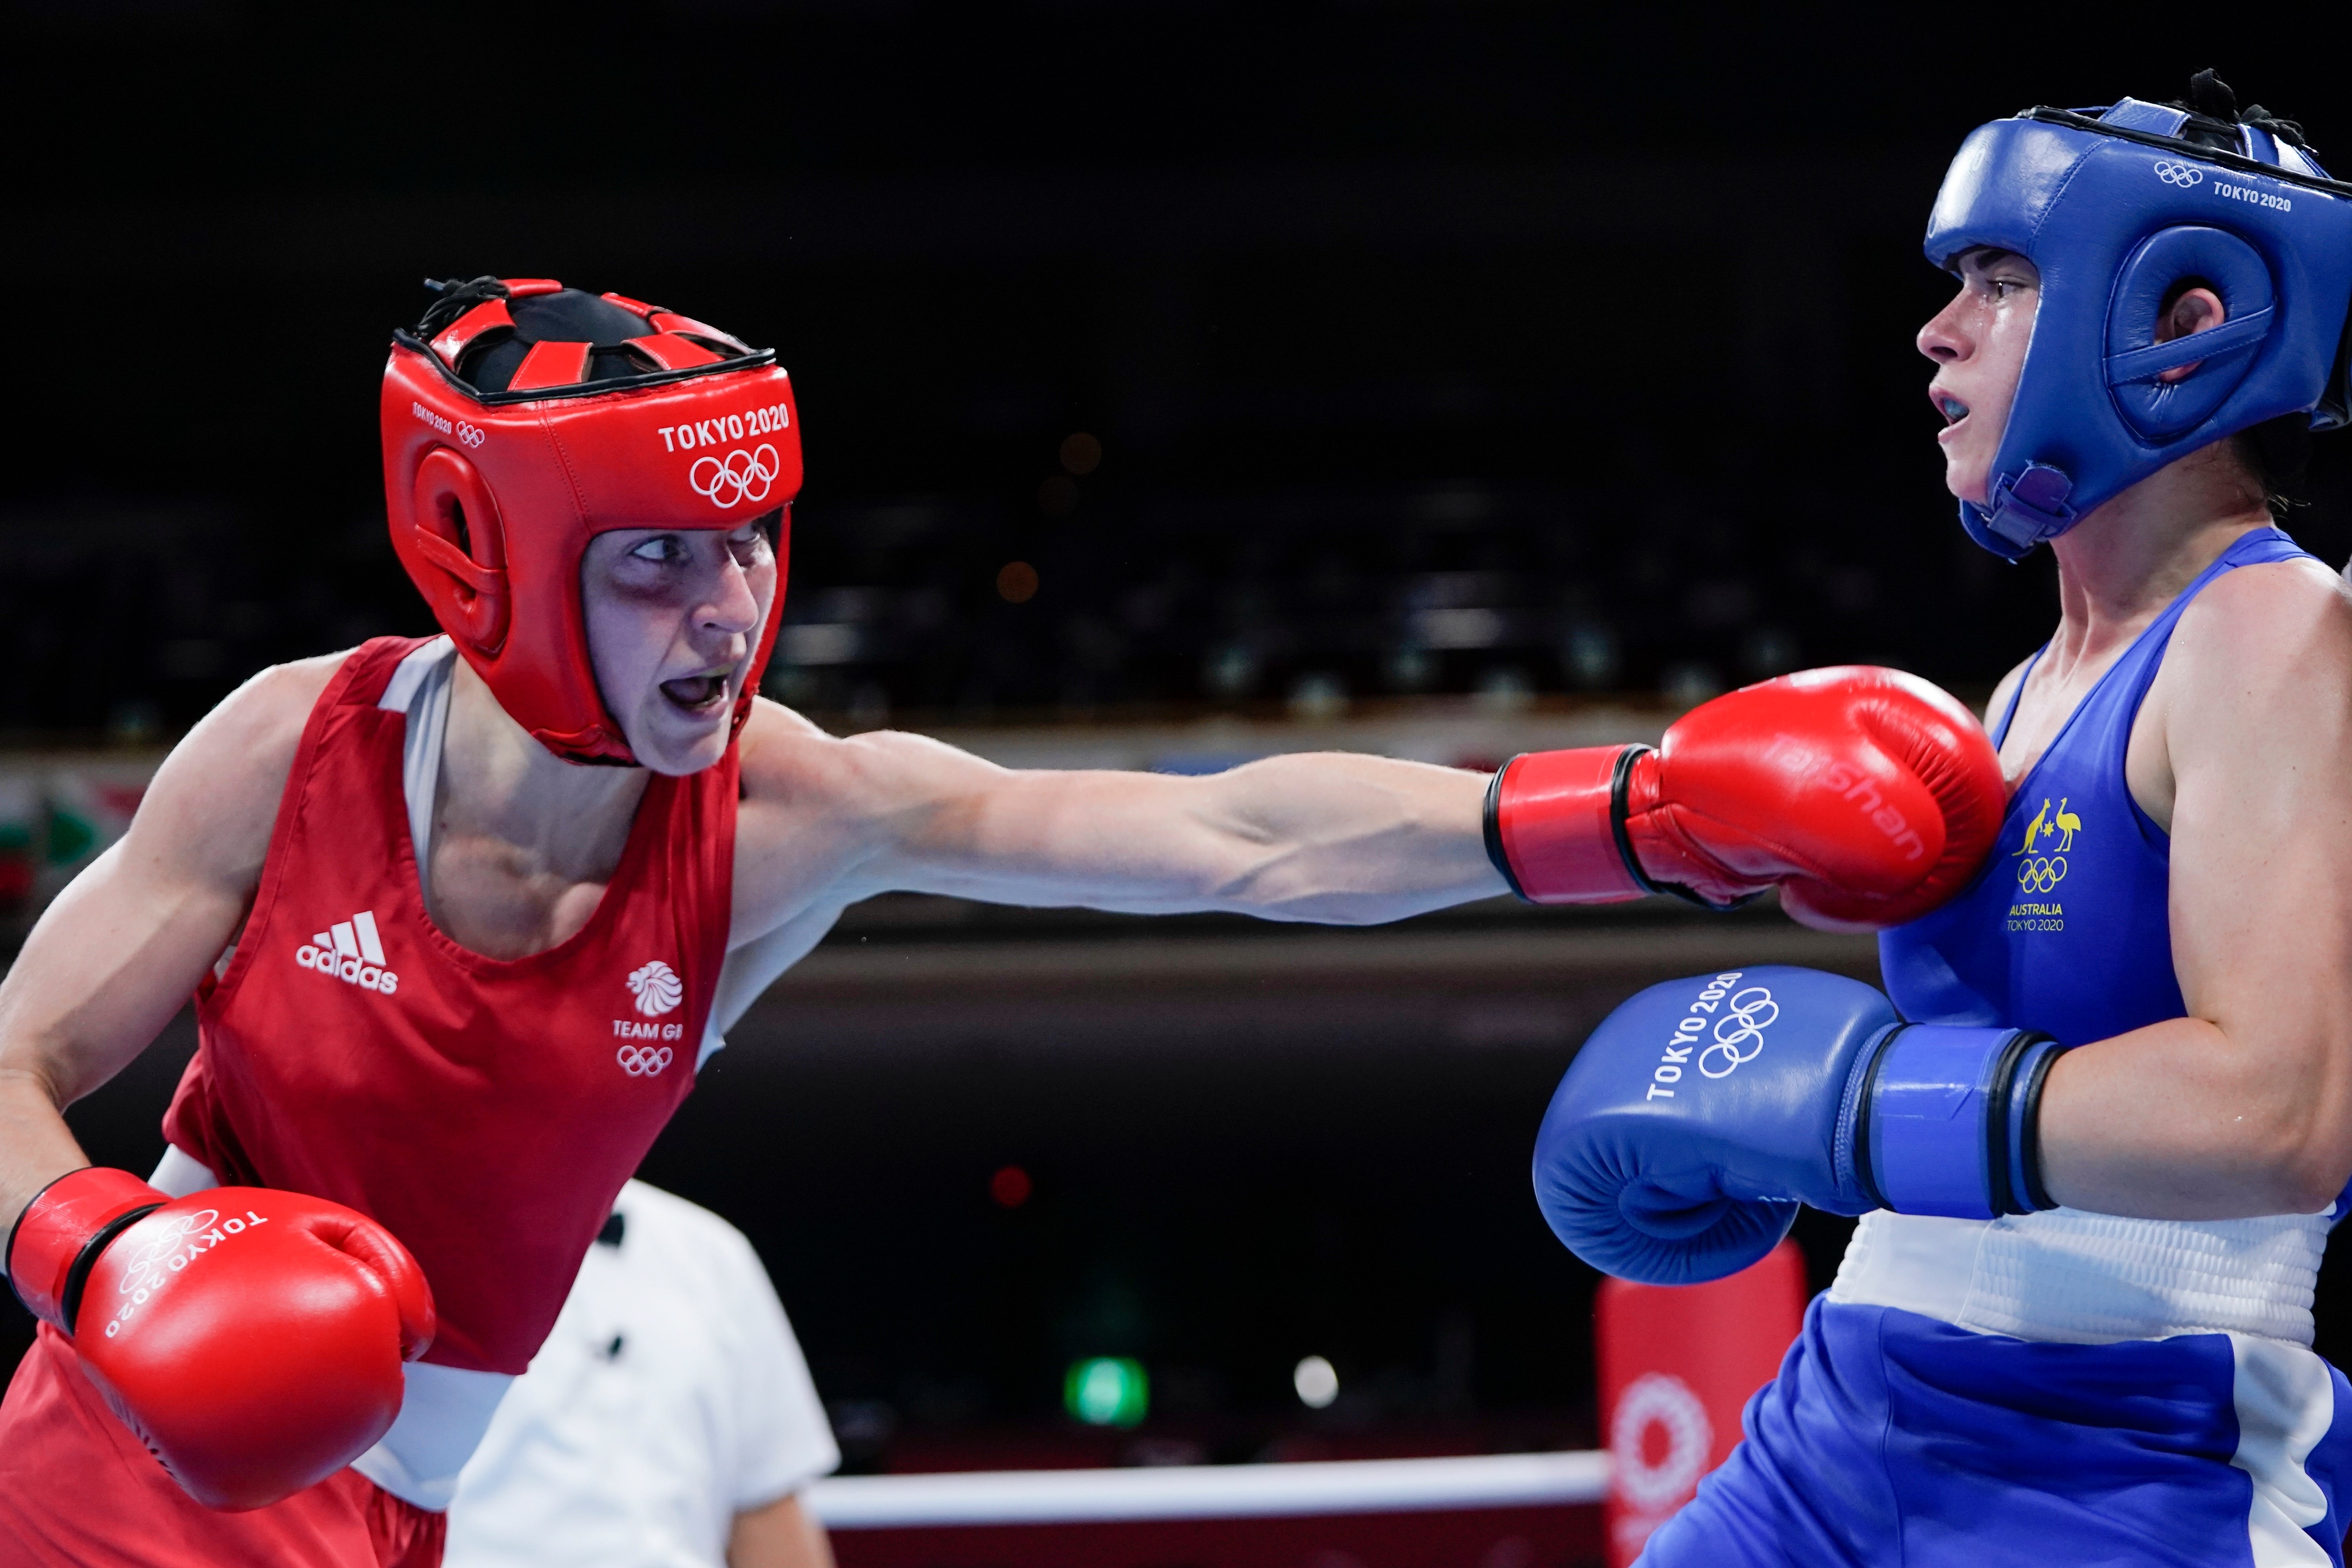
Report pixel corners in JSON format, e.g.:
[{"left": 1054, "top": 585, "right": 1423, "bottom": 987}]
[
  {"left": 1925, "top": 99, "right": 2352, "bottom": 558},
  {"left": 2107, "top": 228, "right": 2272, "bottom": 438}
]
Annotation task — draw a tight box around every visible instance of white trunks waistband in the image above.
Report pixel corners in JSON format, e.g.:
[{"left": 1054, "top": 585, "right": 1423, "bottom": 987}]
[{"left": 1828, "top": 1207, "right": 2331, "bottom": 1346}]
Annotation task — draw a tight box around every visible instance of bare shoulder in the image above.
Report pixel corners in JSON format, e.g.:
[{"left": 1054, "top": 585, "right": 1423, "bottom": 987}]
[
  {"left": 2171, "top": 555, "right": 2352, "bottom": 694},
  {"left": 2160, "top": 556, "right": 2352, "bottom": 773},
  {"left": 132, "top": 648, "right": 355, "bottom": 882},
  {"left": 735, "top": 697, "right": 1002, "bottom": 818},
  {"left": 195, "top": 650, "right": 348, "bottom": 754},
  {"left": 730, "top": 699, "right": 1010, "bottom": 930},
  {"left": 733, "top": 696, "right": 842, "bottom": 802}
]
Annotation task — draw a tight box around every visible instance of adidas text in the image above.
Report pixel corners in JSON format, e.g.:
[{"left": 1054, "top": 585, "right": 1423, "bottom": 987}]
[{"left": 296, "top": 910, "right": 401, "bottom": 996}]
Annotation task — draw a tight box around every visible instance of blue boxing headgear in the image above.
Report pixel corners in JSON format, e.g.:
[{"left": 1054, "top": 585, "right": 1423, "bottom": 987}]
[{"left": 1926, "top": 87, "right": 2352, "bottom": 559}]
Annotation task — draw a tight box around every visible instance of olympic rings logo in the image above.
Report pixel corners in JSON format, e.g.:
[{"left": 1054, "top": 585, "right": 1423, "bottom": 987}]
[
  {"left": 688, "top": 444, "right": 780, "bottom": 509},
  {"left": 2154, "top": 160, "right": 2204, "bottom": 187},
  {"left": 114, "top": 1209, "right": 220, "bottom": 1296},
  {"left": 1697, "top": 987, "right": 1779, "bottom": 1079},
  {"left": 1611, "top": 1372, "right": 1713, "bottom": 1513},
  {"left": 455, "top": 420, "right": 486, "bottom": 448},
  {"left": 617, "top": 1044, "right": 674, "bottom": 1077},
  {"left": 2016, "top": 856, "right": 2068, "bottom": 893}
]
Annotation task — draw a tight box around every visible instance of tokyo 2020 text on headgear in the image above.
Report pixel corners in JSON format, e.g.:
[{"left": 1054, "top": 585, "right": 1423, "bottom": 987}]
[
  {"left": 1927, "top": 71, "right": 2352, "bottom": 559},
  {"left": 382, "top": 277, "right": 801, "bottom": 764}
]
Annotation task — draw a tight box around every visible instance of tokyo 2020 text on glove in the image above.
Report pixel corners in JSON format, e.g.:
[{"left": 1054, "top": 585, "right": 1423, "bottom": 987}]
[
  {"left": 6, "top": 1167, "right": 436, "bottom": 1511},
  {"left": 1532, "top": 966, "right": 2066, "bottom": 1285}
]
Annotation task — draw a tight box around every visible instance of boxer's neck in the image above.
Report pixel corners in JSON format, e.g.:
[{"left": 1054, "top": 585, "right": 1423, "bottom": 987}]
[
  {"left": 2040, "top": 445, "right": 2272, "bottom": 680},
  {"left": 423, "top": 659, "right": 651, "bottom": 959}
]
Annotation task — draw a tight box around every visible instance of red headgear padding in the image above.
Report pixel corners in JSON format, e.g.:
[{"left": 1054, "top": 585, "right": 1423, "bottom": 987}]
[{"left": 381, "top": 279, "right": 800, "bottom": 766}]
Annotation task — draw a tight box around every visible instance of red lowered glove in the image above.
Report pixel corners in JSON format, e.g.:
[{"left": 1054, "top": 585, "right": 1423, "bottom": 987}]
[
  {"left": 1486, "top": 665, "right": 2005, "bottom": 931},
  {"left": 7, "top": 1167, "right": 435, "bottom": 1511}
]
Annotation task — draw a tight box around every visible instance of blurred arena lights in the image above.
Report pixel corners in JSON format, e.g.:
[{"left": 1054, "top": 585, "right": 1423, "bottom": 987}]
[
  {"left": 1058, "top": 432, "right": 1103, "bottom": 475},
  {"left": 996, "top": 560, "right": 1041, "bottom": 603},
  {"left": 1292, "top": 1354, "right": 1340, "bottom": 1410},
  {"left": 1065, "top": 1357, "right": 1150, "bottom": 1428},
  {"left": 989, "top": 1163, "right": 1033, "bottom": 1209}
]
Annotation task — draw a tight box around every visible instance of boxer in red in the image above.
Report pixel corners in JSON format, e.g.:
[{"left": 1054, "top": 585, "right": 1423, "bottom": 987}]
[{"left": 0, "top": 278, "right": 2003, "bottom": 1566}]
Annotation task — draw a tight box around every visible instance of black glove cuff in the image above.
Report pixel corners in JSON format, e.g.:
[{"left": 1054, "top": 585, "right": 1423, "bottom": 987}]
[
  {"left": 1848, "top": 1024, "right": 1897, "bottom": 1212},
  {"left": 1982, "top": 1031, "right": 2038, "bottom": 1218},
  {"left": 1482, "top": 757, "right": 1531, "bottom": 902},
  {"left": 1980, "top": 1032, "right": 2064, "bottom": 1218},
  {"left": 1612, "top": 744, "right": 1760, "bottom": 913},
  {"left": 1607, "top": 744, "right": 1662, "bottom": 898},
  {"left": 59, "top": 1203, "right": 161, "bottom": 1339},
  {"left": 2015, "top": 1041, "right": 2065, "bottom": 1214}
]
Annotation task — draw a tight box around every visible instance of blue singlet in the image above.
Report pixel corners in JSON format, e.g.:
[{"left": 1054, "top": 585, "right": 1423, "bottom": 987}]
[
  {"left": 1639, "top": 526, "right": 2352, "bottom": 1568},
  {"left": 1879, "top": 530, "right": 2310, "bottom": 1040}
]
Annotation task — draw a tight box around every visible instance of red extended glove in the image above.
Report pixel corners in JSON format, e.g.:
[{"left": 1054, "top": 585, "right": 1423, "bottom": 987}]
[
  {"left": 1486, "top": 666, "right": 2005, "bottom": 931},
  {"left": 5, "top": 1167, "right": 435, "bottom": 1511}
]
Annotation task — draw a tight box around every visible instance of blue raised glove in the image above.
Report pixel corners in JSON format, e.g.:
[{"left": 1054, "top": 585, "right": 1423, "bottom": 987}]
[{"left": 1532, "top": 965, "right": 2065, "bottom": 1285}]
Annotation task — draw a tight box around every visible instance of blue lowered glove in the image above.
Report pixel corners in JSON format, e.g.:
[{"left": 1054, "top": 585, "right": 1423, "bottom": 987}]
[{"left": 1533, "top": 966, "right": 2064, "bottom": 1285}]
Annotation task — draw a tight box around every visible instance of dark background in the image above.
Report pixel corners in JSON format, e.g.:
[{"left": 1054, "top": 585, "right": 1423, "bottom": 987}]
[
  {"left": 5, "top": 5, "right": 2348, "bottom": 738},
  {"left": 5, "top": 0, "right": 2352, "bottom": 1473}
]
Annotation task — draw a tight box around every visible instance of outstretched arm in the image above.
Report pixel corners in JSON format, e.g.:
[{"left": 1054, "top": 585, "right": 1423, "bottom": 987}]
[
  {"left": 731, "top": 663, "right": 2004, "bottom": 942},
  {"left": 2038, "top": 561, "right": 2352, "bottom": 1217},
  {"left": 735, "top": 710, "right": 1502, "bottom": 929}
]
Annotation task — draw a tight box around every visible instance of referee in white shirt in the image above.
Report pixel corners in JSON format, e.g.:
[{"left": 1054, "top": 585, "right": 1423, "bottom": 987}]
[{"left": 445, "top": 1180, "right": 842, "bottom": 1568}]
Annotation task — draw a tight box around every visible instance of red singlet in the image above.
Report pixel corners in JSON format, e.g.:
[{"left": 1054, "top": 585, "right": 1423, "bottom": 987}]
[
  {"left": 2, "top": 634, "right": 742, "bottom": 1564},
  {"left": 165, "top": 635, "right": 737, "bottom": 1373},
  {"left": 7, "top": 636, "right": 734, "bottom": 1561}
]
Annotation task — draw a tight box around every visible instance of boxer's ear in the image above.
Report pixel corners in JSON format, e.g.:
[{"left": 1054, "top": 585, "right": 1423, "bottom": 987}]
[{"left": 2154, "top": 285, "right": 2229, "bottom": 384}]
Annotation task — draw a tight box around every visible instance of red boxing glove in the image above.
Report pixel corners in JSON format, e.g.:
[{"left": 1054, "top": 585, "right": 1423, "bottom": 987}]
[
  {"left": 6, "top": 1167, "right": 435, "bottom": 1511},
  {"left": 1486, "top": 666, "right": 2004, "bottom": 931}
]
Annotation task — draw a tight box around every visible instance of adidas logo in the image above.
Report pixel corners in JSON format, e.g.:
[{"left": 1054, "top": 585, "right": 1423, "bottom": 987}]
[{"left": 294, "top": 911, "right": 401, "bottom": 996}]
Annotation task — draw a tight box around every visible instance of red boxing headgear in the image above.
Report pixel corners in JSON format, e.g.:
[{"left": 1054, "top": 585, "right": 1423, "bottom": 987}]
[{"left": 382, "top": 277, "right": 800, "bottom": 766}]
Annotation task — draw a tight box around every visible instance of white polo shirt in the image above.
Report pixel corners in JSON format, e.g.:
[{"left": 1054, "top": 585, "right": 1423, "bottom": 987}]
[{"left": 442, "top": 1181, "right": 840, "bottom": 1568}]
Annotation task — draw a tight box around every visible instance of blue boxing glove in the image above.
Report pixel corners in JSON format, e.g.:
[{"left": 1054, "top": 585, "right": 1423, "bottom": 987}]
[{"left": 1533, "top": 966, "right": 2066, "bottom": 1285}]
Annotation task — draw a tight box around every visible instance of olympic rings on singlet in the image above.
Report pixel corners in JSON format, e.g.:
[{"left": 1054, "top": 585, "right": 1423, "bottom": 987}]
[
  {"left": 2017, "top": 855, "right": 2068, "bottom": 893},
  {"left": 616, "top": 1044, "right": 675, "bottom": 1076},
  {"left": 1697, "top": 987, "right": 1780, "bottom": 1079}
]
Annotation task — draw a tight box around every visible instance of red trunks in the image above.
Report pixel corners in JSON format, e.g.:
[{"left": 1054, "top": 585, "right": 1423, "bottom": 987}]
[{"left": 0, "top": 1327, "right": 444, "bottom": 1568}]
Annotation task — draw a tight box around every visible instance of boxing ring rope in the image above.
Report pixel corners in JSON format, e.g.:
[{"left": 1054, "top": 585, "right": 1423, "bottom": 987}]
[{"left": 806, "top": 1450, "right": 1610, "bottom": 1527}]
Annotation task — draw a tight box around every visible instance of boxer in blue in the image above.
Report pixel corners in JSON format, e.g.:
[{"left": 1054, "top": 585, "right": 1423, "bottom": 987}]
[{"left": 1530, "top": 73, "right": 2352, "bottom": 1565}]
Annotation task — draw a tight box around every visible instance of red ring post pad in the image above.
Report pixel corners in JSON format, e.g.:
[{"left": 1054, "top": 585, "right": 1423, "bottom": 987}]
[
  {"left": 1487, "top": 748, "right": 1646, "bottom": 903},
  {"left": 1865, "top": 1026, "right": 2067, "bottom": 1220},
  {"left": 6, "top": 1167, "right": 166, "bottom": 1332}
]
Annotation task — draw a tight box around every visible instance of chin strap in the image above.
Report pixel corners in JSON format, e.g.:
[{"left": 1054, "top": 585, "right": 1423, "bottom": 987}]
[{"left": 1963, "top": 462, "right": 2080, "bottom": 560}]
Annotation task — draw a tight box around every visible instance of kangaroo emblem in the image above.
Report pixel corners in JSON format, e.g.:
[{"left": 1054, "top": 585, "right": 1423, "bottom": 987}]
[
  {"left": 2052, "top": 799, "right": 2081, "bottom": 853},
  {"left": 2016, "top": 798, "right": 2054, "bottom": 855}
]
